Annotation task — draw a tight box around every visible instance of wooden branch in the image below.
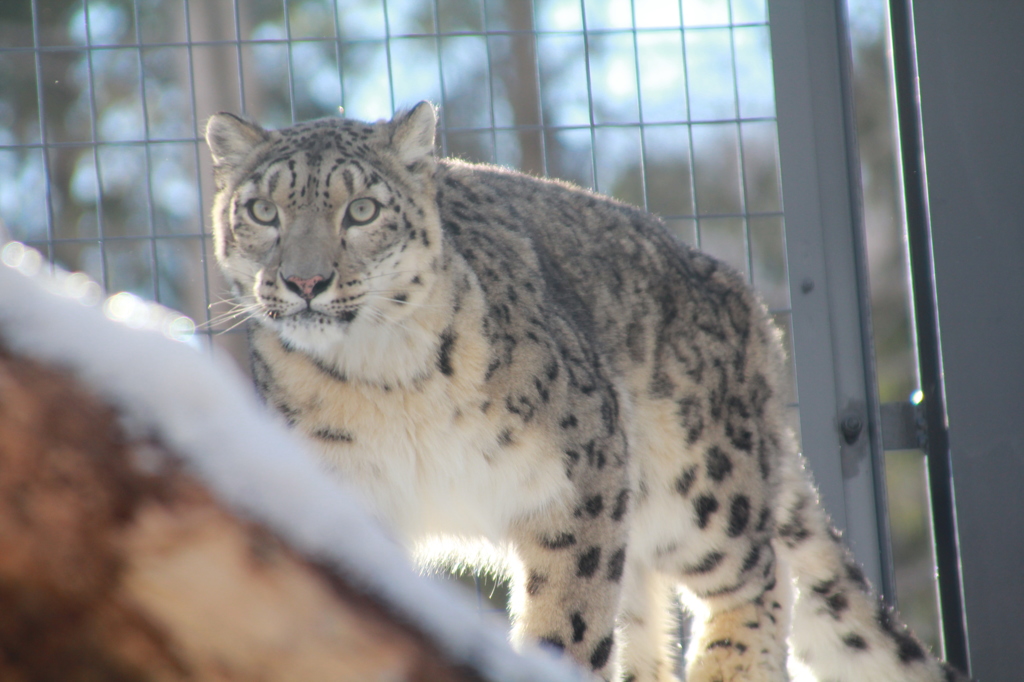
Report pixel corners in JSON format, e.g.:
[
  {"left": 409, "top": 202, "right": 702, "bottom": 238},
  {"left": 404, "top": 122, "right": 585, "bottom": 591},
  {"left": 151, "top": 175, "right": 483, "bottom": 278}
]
[{"left": 0, "top": 345, "right": 482, "bottom": 682}]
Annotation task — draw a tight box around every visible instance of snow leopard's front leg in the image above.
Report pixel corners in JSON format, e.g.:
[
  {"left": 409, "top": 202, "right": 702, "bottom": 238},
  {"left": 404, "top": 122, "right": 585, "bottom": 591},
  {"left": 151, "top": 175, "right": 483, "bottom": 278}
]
[
  {"left": 508, "top": 427, "right": 633, "bottom": 681},
  {"left": 510, "top": 491, "right": 630, "bottom": 681}
]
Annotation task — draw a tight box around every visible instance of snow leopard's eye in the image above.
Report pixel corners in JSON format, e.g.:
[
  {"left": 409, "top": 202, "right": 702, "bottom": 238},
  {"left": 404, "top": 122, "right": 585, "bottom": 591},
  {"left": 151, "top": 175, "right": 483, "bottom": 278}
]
[
  {"left": 246, "top": 198, "right": 279, "bottom": 225},
  {"left": 344, "top": 198, "right": 381, "bottom": 227}
]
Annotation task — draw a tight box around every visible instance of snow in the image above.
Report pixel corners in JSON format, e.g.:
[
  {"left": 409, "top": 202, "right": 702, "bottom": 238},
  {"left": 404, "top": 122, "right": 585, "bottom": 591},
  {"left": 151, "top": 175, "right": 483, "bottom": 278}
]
[{"left": 0, "top": 241, "right": 587, "bottom": 682}]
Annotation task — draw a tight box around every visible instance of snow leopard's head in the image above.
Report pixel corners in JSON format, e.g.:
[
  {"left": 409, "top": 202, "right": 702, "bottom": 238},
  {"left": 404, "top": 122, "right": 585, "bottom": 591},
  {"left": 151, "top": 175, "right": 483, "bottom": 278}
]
[{"left": 205, "top": 103, "right": 441, "bottom": 352}]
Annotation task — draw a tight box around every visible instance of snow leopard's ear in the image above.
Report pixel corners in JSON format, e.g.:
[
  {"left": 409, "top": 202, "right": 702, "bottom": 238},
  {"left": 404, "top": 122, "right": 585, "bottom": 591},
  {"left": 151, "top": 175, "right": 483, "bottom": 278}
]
[
  {"left": 390, "top": 102, "right": 436, "bottom": 169},
  {"left": 205, "top": 112, "right": 269, "bottom": 169}
]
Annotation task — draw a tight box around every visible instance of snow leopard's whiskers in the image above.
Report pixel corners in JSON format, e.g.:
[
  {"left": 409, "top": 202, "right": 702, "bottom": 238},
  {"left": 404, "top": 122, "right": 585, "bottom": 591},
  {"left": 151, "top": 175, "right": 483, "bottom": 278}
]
[{"left": 198, "top": 299, "right": 262, "bottom": 333}]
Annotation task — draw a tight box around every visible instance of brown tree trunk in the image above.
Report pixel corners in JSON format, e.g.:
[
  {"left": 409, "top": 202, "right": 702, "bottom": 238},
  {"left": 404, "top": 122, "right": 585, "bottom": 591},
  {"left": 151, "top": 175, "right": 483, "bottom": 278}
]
[
  {"left": 501, "top": 0, "right": 545, "bottom": 176},
  {"left": 0, "top": 345, "right": 481, "bottom": 682}
]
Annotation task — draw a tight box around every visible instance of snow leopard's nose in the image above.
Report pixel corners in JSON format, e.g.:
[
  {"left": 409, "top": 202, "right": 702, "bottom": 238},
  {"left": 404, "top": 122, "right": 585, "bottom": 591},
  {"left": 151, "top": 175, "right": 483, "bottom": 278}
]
[{"left": 283, "top": 273, "right": 333, "bottom": 300}]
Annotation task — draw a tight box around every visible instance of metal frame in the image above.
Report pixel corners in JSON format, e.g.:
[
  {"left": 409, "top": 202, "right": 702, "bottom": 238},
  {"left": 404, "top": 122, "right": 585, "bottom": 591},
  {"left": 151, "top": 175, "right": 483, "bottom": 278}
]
[
  {"left": 887, "top": 0, "right": 967, "bottom": 668},
  {"left": 767, "top": 0, "right": 894, "bottom": 601},
  {"left": 888, "top": 1, "right": 1024, "bottom": 677}
]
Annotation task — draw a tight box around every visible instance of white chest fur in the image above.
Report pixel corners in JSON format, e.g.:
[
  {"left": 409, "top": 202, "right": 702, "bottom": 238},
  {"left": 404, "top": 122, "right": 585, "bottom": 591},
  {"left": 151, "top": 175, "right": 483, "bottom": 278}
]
[{"left": 253, "top": 329, "right": 571, "bottom": 546}]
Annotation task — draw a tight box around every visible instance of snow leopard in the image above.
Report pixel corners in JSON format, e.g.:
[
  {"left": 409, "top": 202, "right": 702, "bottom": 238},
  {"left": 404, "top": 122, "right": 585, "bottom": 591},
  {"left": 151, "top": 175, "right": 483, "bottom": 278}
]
[{"left": 205, "top": 103, "right": 968, "bottom": 682}]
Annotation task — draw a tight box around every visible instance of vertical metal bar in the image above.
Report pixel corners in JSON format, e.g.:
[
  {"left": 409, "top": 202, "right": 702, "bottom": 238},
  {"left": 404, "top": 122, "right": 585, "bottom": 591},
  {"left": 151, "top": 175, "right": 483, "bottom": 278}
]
[
  {"left": 382, "top": 0, "right": 397, "bottom": 114},
  {"left": 481, "top": 0, "right": 499, "bottom": 161},
  {"left": 183, "top": 0, "right": 215, "bottom": 347},
  {"left": 726, "top": 4, "right": 754, "bottom": 280},
  {"left": 29, "top": 0, "right": 57, "bottom": 264},
  {"left": 283, "top": 0, "right": 297, "bottom": 122},
  {"left": 767, "top": 0, "right": 891, "bottom": 596},
  {"left": 133, "top": 0, "right": 161, "bottom": 303},
  {"left": 578, "top": 0, "right": 599, "bottom": 190},
  {"left": 329, "top": 0, "right": 345, "bottom": 111},
  {"left": 832, "top": 0, "right": 896, "bottom": 605},
  {"left": 529, "top": 0, "right": 548, "bottom": 177},
  {"left": 233, "top": 0, "right": 247, "bottom": 113},
  {"left": 678, "top": 0, "right": 702, "bottom": 247},
  {"left": 431, "top": 0, "right": 448, "bottom": 156},
  {"left": 82, "top": 0, "right": 110, "bottom": 291},
  {"left": 628, "top": 0, "right": 649, "bottom": 212},
  {"left": 887, "top": 0, "right": 969, "bottom": 669}
]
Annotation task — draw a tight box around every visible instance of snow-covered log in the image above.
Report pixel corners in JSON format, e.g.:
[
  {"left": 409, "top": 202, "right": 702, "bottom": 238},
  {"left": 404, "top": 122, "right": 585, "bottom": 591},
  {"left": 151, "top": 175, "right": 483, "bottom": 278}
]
[{"left": 0, "top": 243, "right": 584, "bottom": 682}]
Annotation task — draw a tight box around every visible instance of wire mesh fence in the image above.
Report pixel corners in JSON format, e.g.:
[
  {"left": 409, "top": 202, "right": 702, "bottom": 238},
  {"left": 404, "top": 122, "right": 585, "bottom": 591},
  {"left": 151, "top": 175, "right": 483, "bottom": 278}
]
[
  {"left": 1, "top": 0, "right": 793, "bottom": 397},
  {"left": 0, "top": 0, "right": 794, "bottom": 646}
]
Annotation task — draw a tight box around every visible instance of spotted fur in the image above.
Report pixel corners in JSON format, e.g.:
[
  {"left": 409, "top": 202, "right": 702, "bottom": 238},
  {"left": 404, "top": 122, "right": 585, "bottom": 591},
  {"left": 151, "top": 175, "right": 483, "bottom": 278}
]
[{"left": 206, "top": 103, "right": 969, "bottom": 682}]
